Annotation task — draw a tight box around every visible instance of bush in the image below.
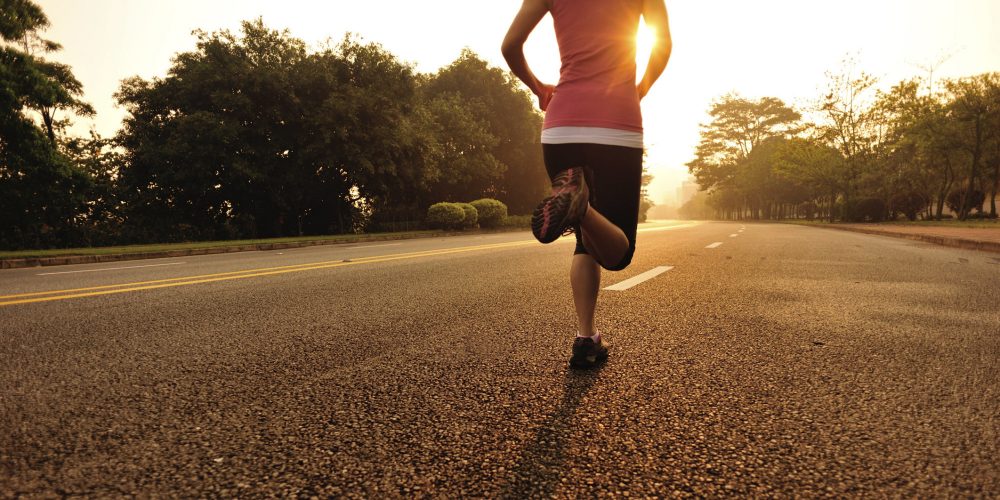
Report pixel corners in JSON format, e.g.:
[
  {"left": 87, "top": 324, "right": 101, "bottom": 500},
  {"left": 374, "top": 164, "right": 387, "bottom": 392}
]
[
  {"left": 890, "top": 191, "right": 927, "bottom": 221},
  {"left": 946, "top": 188, "right": 986, "bottom": 215},
  {"left": 842, "top": 198, "right": 887, "bottom": 222},
  {"left": 457, "top": 203, "right": 478, "bottom": 229},
  {"left": 426, "top": 203, "right": 466, "bottom": 230},
  {"left": 639, "top": 198, "right": 654, "bottom": 223},
  {"left": 471, "top": 198, "right": 508, "bottom": 228},
  {"left": 797, "top": 201, "right": 818, "bottom": 220},
  {"left": 501, "top": 215, "right": 532, "bottom": 228}
]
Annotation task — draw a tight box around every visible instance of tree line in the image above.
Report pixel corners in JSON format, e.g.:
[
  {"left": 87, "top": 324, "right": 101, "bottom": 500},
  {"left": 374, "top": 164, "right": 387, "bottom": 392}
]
[
  {"left": 1, "top": 1, "right": 552, "bottom": 250},
  {"left": 681, "top": 61, "right": 1000, "bottom": 222}
]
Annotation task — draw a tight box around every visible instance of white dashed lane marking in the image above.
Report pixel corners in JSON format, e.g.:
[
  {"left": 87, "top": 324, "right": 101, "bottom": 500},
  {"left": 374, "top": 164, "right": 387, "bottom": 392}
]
[
  {"left": 637, "top": 223, "right": 699, "bottom": 233},
  {"left": 706, "top": 242, "right": 723, "bottom": 249},
  {"left": 603, "top": 266, "right": 674, "bottom": 291}
]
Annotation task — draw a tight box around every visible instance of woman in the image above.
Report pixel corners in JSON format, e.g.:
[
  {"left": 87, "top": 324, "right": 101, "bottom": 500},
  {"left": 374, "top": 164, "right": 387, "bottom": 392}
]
[{"left": 502, "top": 0, "right": 671, "bottom": 369}]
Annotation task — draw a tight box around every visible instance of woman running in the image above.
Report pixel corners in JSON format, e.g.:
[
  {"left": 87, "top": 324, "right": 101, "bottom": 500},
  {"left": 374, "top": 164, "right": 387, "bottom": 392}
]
[{"left": 502, "top": 0, "right": 671, "bottom": 369}]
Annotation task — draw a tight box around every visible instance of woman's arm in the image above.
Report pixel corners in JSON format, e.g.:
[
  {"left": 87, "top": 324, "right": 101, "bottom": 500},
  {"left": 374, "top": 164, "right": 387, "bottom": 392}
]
[
  {"left": 637, "top": 0, "right": 671, "bottom": 100},
  {"left": 502, "top": 0, "right": 555, "bottom": 110}
]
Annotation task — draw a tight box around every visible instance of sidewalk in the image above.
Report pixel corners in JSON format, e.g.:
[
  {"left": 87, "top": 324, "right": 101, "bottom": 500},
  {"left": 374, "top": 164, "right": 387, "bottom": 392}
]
[{"left": 822, "top": 223, "right": 1000, "bottom": 254}]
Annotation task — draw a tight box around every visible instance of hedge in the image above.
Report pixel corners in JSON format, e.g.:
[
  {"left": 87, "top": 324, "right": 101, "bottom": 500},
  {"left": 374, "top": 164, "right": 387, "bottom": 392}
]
[
  {"left": 470, "top": 199, "right": 508, "bottom": 228},
  {"left": 426, "top": 203, "right": 467, "bottom": 230},
  {"left": 457, "top": 203, "right": 478, "bottom": 229}
]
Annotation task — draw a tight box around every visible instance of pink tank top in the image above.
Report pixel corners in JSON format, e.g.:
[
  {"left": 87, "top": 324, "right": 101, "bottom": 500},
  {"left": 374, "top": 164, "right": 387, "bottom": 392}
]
[{"left": 544, "top": 0, "right": 643, "bottom": 132}]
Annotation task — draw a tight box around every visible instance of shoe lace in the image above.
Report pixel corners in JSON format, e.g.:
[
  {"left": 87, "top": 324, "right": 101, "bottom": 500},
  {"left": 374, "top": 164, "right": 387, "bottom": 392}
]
[{"left": 551, "top": 167, "right": 580, "bottom": 195}]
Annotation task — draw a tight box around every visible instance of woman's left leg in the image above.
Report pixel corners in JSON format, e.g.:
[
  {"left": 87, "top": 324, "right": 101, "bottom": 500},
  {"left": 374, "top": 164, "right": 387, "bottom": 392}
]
[
  {"left": 570, "top": 253, "right": 601, "bottom": 337},
  {"left": 566, "top": 144, "right": 643, "bottom": 367}
]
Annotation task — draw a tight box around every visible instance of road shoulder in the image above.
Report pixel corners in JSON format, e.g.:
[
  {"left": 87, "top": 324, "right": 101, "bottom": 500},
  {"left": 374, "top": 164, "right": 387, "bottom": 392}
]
[{"left": 799, "top": 223, "right": 1000, "bottom": 254}]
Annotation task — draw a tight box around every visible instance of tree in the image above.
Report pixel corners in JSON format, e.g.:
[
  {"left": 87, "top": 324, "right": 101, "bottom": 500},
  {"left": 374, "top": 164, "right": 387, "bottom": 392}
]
[
  {"left": 817, "top": 58, "right": 885, "bottom": 209},
  {"left": 687, "top": 94, "right": 801, "bottom": 219},
  {"left": 115, "top": 23, "right": 431, "bottom": 239},
  {"left": 115, "top": 20, "right": 316, "bottom": 239},
  {"left": 114, "top": 25, "right": 548, "bottom": 241},
  {"left": 943, "top": 73, "right": 1000, "bottom": 219},
  {"left": 772, "top": 138, "right": 845, "bottom": 222},
  {"left": 418, "top": 92, "right": 502, "bottom": 203},
  {"left": 16, "top": 35, "right": 93, "bottom": 142},
  {"left": 302, "top": 36, "right": 430, "bottom": 234},
  {"left": 423, "top": 49, "right": 546, "bottom": 214},
  {"left": 59, "top": 132, "right": 123, "bottom": 245},
  {"left": 738, "top": 137, "right": 811, "bottom": 220},
  {"left": 988, "top": 89, "right": 1000, "bottom": 218},
  {"left": 906, "top": 95, "right": 963, "bottom": 220},
  {"left": 0, "top": 0, "right": 94, "bottom": 249}
]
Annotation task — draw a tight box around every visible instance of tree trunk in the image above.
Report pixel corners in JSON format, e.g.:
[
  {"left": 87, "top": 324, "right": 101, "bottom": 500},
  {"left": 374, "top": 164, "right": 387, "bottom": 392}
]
[
  {"left": 959, "top": 118, "right": 984, "bottom": 220},
  {"left": 935, "top": 156, "right": 954, "bottom": 220},
  {"left": 829, "top": 193, "right": 836, "bottom": 223},
  {"left": 990, "top": 158, "right": 999, "bottom": 218},
  {"left": 42, "top": 109, "right": 56, "bottom": 143},
  {"left": 335, "top": 204, "right": 345, "bottom": 234}
]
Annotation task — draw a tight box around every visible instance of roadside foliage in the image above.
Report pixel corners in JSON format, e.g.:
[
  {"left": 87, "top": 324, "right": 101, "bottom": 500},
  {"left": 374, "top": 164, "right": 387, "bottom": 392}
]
[
  {"left": 683, "top": 58, "right": 1000, "bottom": 223},
  {"left": 0, "top": 2, "right": 548, "bottom": 250}
]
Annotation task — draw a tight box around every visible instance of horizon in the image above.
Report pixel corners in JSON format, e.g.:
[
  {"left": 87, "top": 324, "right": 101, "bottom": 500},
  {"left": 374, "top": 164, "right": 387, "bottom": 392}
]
[{"left": 34, "top": 0, "right": 1000, "bottom": 206}]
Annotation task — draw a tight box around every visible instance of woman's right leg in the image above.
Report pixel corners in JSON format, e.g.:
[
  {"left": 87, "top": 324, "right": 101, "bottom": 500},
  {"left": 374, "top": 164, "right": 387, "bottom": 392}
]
[
  {"left": 540, "top": 144, "right": 637, "bottom": 269},
  {"left": 579, "top": 208, "right": 629, "bottom": 269},
  {"left": 579, "top": 144, "right": 644, "bottom": 271}
]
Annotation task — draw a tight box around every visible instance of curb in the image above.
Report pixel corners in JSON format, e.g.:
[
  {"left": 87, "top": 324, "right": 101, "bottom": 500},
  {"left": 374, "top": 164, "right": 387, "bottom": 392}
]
[
  {"left": 818, "top": 225, "right": 1000, "bottom": 254},
  {"left": 0, "top": 228, "right": 529, "bottom": 270}
]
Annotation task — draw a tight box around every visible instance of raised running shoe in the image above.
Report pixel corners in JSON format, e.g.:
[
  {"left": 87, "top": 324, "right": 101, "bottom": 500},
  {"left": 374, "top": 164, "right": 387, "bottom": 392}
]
[{"left": 531, "top": 167, "right": 589, "bottom": 244}]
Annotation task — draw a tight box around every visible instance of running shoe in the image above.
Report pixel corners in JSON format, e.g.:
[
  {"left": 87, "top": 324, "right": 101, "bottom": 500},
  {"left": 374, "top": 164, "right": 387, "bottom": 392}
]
[
  {"left": 531, "top": 167, "right": 589, "bottom": 244},
  {"left": 569, "top": 336, "right": 609, "bottom": 369}
]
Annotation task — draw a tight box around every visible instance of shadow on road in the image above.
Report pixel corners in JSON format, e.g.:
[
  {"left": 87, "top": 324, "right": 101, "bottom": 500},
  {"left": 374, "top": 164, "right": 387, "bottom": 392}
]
[{"left": 501, "top": 365, "right": 604, "bottom": 498}]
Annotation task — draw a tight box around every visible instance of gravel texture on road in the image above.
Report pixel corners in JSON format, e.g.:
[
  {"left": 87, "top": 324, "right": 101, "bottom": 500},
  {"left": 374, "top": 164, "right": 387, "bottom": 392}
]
[{"left": 1, "top": 223, "right": 997, "bottom": 497}]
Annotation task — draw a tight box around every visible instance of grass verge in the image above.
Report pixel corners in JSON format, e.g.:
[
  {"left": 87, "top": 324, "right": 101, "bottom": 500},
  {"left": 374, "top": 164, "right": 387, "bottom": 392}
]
[{"left": 0, "top": 230, "right": 442, "bottom": 259}]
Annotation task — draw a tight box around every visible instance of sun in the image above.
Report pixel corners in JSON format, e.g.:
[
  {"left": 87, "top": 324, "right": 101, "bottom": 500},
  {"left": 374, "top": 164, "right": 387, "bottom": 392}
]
[{"left": 636, "top": 24, "right": 657, "bottom": 73}]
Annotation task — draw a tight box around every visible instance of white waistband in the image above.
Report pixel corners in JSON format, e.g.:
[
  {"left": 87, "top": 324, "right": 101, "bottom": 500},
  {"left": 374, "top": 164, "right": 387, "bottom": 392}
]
[{"left": 541, "top": 126, "right": 644, "bottom": 149}]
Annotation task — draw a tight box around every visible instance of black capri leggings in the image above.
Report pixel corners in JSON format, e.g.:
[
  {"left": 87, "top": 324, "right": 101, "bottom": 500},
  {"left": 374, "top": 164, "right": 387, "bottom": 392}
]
[{"left": 543, "top": 143, "right": 644, "bottom": 271}]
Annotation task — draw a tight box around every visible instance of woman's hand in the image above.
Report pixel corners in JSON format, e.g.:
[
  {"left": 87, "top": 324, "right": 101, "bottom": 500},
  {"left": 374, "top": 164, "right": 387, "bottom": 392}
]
[
  {"left": 636, "top": 0, "right": 671, "bottom": 102},
  {"left": 536, "top": 83, "right": 555, "bottom": 111}
]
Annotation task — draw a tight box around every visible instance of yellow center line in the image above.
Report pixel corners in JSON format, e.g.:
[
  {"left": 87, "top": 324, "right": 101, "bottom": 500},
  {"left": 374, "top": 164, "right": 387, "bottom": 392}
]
[
  {"left": 0, "top": 222, "right": 698, "bottom": 307},
  {"left": 0, "top": 239, "right": 541, "bottom": 307},
  {"left": 0, "top": 240, "right": 537, "bottom": 300}
]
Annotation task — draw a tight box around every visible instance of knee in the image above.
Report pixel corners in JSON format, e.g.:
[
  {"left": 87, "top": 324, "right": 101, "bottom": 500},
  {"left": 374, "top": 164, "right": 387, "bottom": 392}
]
[{"left": 601, "top": 246, "right": 635, "bottom": 271}]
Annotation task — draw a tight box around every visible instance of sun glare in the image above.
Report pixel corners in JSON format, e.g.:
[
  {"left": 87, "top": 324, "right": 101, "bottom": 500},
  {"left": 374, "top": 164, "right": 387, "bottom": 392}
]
[{"left": 636, "top": 24, "right": 656, "bottom": 73}]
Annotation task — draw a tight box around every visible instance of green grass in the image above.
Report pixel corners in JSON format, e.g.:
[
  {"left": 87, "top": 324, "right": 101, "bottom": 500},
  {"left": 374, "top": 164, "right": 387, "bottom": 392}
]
[
  {"left": 881, "top": 219, "right": 999, "bottom": 229},
  {"left": 0, "top": 230, "right": 441, "bottom": 259}
]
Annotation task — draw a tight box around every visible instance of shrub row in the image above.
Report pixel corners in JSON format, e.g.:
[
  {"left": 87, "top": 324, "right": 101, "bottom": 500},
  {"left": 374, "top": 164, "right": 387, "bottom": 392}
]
[{"left": 426, "top": 199, "right": 510, "bottom": 230}]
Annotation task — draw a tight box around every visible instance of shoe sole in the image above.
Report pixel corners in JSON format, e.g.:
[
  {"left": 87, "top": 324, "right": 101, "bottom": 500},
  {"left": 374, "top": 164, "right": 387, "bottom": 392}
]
[
  {"left": 531, "top": 171, "right": 589, "bottom": 244},
  {"left": 532, "top": 193, "right": 573, "bottom": 243},
  {"left": 568, "top": 351, "right": 609, "bottom": 369}
]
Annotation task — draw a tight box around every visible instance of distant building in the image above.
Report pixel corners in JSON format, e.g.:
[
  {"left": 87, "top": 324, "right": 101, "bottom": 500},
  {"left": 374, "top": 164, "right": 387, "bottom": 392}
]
[{"left": 677, "top": 178, "right": 700, "bottom": 206}]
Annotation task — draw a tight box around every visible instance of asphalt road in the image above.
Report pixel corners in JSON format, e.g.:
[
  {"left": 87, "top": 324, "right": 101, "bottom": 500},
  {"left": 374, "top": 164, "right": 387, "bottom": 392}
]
[{"left": 1, "top": 221, "right": 998, "bottom": 497}]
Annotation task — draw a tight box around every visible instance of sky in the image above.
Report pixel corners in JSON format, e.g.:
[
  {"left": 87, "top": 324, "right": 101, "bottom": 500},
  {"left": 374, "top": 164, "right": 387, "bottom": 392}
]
[{"left": 34, "top": 0, "right": 1000, "bottom": 206}]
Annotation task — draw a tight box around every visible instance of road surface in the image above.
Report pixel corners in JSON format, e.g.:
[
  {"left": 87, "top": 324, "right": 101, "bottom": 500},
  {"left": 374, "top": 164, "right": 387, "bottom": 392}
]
[{"left": 1, "top": 221, "right": 997, "bottom": 497}]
